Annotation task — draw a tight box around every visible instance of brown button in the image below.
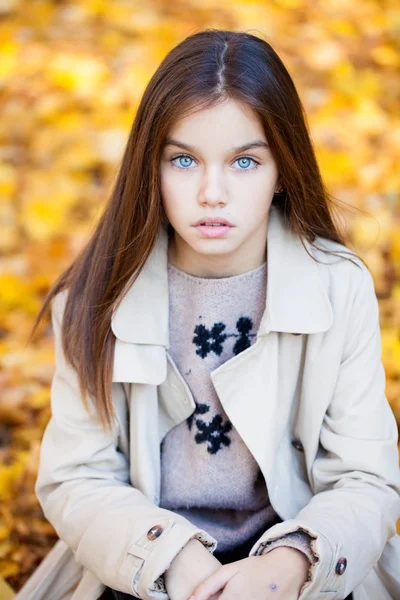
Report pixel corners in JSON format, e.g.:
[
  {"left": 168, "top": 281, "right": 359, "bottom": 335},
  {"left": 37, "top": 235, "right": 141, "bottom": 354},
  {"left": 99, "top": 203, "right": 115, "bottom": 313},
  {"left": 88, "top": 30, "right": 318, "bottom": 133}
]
[
  {"left": 335, "top": 557, "right": 347, "bottom": 575},
  {"left": 291, "top": 439, "right": 304, "bottom": 452},
  {"left": 146, "top": 524, "right": 164, "bottom": 540}
]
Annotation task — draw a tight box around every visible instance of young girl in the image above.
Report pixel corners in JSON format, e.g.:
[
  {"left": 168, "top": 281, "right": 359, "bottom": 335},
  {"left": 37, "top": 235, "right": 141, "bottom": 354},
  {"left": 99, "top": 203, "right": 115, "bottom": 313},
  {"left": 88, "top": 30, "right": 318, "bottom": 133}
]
[{"left": 17, "top": 29, "right": 400, "bottom": 600}]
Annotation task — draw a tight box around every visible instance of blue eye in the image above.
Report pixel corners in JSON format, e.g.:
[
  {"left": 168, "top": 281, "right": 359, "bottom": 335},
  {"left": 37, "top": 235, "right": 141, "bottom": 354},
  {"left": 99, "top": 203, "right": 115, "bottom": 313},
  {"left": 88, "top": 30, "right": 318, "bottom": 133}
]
[
  {"left": 171, "top": 155, "right": 194, "bottom": 169},
  {"left": 235, "top": 157, "right": 258, "bottom": 170},
  {"left": 169, "top": 154, "right": 260, "bottom": 171}
]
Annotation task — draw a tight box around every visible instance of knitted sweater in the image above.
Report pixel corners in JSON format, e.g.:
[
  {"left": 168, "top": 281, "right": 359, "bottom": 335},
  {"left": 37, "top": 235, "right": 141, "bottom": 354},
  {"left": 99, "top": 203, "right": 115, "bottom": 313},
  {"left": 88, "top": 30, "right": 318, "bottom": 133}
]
[{"left": 159, "top": 259, "right": 318, "bottom": 570}]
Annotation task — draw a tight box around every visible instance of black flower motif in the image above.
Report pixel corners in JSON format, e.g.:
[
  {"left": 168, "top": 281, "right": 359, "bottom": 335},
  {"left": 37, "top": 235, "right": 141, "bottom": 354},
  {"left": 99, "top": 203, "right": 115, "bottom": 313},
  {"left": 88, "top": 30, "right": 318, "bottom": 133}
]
[
  {"left": 194, "top": 414, "right": 233, "bottom": 454},
  {"left": 193, "top": 322, "right": 228, "bottom": 358}
]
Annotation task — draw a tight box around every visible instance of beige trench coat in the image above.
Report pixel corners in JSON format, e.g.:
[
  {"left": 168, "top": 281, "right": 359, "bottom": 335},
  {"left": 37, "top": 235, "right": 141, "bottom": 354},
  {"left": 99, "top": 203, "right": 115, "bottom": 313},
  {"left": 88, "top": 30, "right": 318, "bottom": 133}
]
[{"left": 14, "top": 205, "right": 400, "bottom": 600}]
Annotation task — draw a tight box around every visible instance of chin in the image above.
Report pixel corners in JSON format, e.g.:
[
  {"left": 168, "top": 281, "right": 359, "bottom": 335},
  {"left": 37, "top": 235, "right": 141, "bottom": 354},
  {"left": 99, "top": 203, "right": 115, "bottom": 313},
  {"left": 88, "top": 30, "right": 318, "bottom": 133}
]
[{"left": 195, "top": 246, "right": 234, "bottom": 257}]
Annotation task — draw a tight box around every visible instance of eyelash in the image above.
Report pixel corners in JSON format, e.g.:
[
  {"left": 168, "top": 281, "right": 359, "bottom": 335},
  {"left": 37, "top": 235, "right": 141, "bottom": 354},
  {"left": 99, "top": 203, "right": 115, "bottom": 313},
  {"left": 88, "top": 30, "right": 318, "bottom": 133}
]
[{"left": 169, "top": 153, "right": 261, "bottom": 172}]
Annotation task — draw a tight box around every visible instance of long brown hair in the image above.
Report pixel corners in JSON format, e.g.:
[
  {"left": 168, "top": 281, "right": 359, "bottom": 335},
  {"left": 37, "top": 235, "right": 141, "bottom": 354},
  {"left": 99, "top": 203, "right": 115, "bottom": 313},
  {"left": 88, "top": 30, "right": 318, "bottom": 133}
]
[{"left": 28, "top": 28, "right": 366, "bottom": 433}]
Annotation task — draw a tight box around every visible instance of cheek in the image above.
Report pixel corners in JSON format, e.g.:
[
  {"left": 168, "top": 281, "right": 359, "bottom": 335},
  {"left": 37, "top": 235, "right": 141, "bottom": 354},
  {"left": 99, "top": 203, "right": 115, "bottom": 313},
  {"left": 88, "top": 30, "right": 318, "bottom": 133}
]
[
  {"left": 240, "top": 186, "right": 275, "bottom": 221},
  {"left": 235, "top": 175, "right": 275, "bottom": 203},
  {"left": 160, "top": 180, "right": 183, "bottom": 222},
  {"left": 160, "top": 167, "right": 171, "bottom": 196},
  {"left": 161, "top": 172, "right": 192, "bottom": 211},
  {"left": 160, "top": 171, "right": 177, "bottom": 208},
  {"left": 161, "top": 167, "right": 182, "bottom": 193}
]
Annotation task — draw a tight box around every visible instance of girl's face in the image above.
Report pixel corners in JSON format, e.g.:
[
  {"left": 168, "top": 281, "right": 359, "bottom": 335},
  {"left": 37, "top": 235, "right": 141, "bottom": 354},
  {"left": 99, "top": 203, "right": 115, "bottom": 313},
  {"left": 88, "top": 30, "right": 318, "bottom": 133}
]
[{"left": 160, "top": 97, "right": 279, "bottom": 277}]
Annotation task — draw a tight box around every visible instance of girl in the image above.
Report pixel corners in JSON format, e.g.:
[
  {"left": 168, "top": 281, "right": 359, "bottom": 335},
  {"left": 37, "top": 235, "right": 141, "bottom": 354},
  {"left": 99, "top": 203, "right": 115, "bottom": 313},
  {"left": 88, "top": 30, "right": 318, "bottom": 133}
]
[{"left": 17, "top": 29, "right": 400, "bottom": 600}]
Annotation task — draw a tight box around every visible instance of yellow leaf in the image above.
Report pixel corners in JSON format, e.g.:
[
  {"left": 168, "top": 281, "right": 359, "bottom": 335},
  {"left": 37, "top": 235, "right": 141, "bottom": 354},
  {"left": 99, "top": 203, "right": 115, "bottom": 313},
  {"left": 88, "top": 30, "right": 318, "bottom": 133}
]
[
  {"left": 0, "top": 560, "right": 19, "bottom": 579},
  {"left": 0, "top": 525, "right": 9, "bottom": 542},
  {"left": 371, "top": 45, "right": 399, "bottom": 67},
  {"left": 47, "top": 52, "right": 109, "bottom": 96},
  {"left": 0, "top": 165, "right": 17, "bottom": 198},
  {"left": 329, "top": 20, "right": 357, "bottom": 38},
  {"left": 274, "top": 0, "right": 303, "bottom": 8},
  {"left": 0, "top": 576, "right": 15, "bottom": 600},
  {"left": 0, "top": 41, "right": 18, "bottom": 80},
  {"left": 352, "top": 98, "right": 389, "bottom": 135},
  {"left": 0, "top": 462, "right": 24, "bottom": 502},
  {"left": 29, "top": 389, "right": 50, "bottom": 410},
  {"left": 0, "top": 275, "right": 38, "bottom": 312}
]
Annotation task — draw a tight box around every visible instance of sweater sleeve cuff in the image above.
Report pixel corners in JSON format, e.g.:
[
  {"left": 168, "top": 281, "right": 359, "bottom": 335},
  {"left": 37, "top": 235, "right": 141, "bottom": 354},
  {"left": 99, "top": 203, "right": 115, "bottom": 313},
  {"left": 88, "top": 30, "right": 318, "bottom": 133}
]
[
  {"left": 258, "top": 530, "right": 318, "bottom": 565},
  {"left": 254, "top": 531, "right": 319, "bottom": 598}
]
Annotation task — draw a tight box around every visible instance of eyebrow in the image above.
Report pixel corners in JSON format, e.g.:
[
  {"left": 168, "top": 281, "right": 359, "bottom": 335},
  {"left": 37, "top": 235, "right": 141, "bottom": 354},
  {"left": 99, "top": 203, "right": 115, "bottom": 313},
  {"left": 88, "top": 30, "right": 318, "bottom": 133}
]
[{"left": 164, "top": 138, "right": 270, "bottom": 153}]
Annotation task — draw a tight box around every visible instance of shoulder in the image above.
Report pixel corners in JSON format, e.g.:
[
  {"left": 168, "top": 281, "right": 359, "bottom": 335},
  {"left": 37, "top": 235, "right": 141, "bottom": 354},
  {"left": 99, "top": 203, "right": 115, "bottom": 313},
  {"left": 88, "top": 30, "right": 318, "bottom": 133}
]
[
  {"left": 310, "top": 234, "right": 364, "bottom": 267},
  {"left": 311, "top": 234, "right": 371, "bottom": 279},
  {"left": 308, "top": 235, "right": 376, "bottom": 317}
]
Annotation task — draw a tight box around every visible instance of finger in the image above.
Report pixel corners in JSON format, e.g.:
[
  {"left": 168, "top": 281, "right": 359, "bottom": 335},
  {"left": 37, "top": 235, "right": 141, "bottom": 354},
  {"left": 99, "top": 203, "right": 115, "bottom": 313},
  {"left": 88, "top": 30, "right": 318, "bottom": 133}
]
[{"left": 188, "top": 565, "right": 234, "bottom": 600}]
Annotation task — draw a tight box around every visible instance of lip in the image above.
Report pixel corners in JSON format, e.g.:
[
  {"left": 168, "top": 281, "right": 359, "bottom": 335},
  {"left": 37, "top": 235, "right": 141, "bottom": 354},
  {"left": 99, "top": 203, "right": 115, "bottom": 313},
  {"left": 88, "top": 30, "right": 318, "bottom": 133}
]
[
  {"left": 193, "top": 224, "right": 234, "bottom": 238},
  {"left": 193, "top": 217, "right": 235, "bottom": 226}
]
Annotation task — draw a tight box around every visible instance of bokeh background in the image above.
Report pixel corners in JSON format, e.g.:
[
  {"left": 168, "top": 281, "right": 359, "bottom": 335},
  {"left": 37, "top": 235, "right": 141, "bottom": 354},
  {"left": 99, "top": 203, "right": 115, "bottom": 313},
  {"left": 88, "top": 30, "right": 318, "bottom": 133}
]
[{"left": 0, "top": 0, "right": 399, "bottom": 596}]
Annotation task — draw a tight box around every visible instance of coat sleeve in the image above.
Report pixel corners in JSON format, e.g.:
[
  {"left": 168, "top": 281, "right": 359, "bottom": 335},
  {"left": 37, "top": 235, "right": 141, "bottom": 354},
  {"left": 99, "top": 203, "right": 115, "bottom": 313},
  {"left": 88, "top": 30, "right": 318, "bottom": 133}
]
[
  {"left": 248, "top": 263, "right": 400, "bottom": 600},
  {"left": 35, "top": 290, "right": 218, "bottom": 600}
]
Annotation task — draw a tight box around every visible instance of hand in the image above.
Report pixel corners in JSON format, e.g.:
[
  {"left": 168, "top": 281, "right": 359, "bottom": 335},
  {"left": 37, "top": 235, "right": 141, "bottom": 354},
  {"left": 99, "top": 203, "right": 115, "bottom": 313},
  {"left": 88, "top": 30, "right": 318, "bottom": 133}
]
[
  {"left": 187, "top": 546, "right": 309, "bottom": 600},
  {"left": 164, "top": 538, "right": 223, "bottom": 600}
]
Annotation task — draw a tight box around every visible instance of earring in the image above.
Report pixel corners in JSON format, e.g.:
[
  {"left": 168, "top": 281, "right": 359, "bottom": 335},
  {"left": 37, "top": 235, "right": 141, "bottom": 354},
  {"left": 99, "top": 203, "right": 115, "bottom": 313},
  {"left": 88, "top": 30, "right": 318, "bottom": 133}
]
[{"left": 274, "top": 184, "right": 285, "bottom": 194}]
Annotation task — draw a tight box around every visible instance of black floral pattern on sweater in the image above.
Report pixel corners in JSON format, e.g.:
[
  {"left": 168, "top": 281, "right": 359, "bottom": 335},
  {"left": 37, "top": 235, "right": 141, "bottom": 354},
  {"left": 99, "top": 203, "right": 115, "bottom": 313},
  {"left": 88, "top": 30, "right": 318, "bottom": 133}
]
[{"left": 193, "top": 316, "right": 256, "bottom": 358}]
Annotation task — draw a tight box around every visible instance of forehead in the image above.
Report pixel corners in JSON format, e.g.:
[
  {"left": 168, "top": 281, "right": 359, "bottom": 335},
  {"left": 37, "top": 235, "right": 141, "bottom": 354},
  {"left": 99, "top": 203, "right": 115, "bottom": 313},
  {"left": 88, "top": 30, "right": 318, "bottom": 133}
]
[
  {"left": 164, "top": 98, "right": 267, "bottom": 152},
  {"left": 169, "top": 97, "right": 263, "bottom": 132}
]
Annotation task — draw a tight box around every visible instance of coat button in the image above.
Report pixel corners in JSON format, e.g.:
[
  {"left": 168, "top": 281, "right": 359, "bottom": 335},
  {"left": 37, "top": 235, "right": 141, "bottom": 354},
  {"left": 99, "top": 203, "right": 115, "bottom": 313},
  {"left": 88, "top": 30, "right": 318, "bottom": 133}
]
[
  {"left": 291, "top": 439, "right": 304, "bottom": 452},
  {"left": 146, "top": 525, "right": 164, "bottom": 540},
  {"left": 335, "top": 557, "right": 347, "bottom": 575}
]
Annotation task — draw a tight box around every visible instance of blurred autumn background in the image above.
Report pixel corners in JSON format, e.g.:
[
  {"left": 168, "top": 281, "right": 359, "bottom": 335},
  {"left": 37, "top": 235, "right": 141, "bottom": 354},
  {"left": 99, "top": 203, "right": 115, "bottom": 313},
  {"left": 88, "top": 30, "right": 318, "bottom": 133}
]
[{"left": 0, "top": 0, "right": 400, "bottom": 596}]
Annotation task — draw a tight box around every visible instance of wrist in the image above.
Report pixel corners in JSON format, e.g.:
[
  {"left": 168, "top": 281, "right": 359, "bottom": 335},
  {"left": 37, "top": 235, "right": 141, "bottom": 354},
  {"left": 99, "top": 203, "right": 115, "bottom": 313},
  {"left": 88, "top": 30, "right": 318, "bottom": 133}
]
[
  {"left": 166, "top": 538, "right": 205, "bottom": 570},
  {"left": 165, "top": 538, "right": 221, "bottom": 600},
  {"left": 258, "top": 546, "right": 309, "bottom": 582}
]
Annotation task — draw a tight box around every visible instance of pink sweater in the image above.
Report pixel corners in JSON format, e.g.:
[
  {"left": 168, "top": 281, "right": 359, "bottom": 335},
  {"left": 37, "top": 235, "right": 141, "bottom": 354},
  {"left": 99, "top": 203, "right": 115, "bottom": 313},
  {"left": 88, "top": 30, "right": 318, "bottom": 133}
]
[{"left": 159, "top": 260, "right": 318, "bottom": 570}]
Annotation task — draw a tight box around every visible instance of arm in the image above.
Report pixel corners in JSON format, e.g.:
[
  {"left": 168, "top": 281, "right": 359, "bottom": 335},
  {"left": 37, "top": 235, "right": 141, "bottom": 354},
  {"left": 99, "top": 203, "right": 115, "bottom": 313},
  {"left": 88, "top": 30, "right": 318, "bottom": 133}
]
[
  {"left": 35, "top": 290, "right": 218, "bottom": 600},
  {"left": 247, "top": 264, "right": 400, "bottom": 599},
  {"left": 165, "top": 538, "right": 222, "bottom": 600}
]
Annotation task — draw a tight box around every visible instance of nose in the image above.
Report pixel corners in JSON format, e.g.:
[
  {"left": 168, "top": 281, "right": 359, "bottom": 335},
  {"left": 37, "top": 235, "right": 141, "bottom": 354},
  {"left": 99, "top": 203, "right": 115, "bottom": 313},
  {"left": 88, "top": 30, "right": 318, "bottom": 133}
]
[{"left": 198, "top": 169, "right": 228, "bottom": 207}]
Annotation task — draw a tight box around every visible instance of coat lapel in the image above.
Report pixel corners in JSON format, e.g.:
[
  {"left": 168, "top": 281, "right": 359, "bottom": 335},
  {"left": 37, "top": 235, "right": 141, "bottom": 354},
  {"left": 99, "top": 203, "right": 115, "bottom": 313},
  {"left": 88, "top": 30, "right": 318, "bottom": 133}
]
[
  {"left": 110, "top": 220, "right": 169, "bottom": 383},
  {"left": 258, "top": 205, "right": 333, "bottom": 336},
  {"left": 111, "top": 205, "right": 334, "bottom": 383}
]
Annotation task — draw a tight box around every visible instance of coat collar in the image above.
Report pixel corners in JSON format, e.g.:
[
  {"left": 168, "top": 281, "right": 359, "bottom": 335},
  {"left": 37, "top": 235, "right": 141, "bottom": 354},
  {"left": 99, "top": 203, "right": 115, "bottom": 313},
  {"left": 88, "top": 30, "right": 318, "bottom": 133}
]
[{"left": 111, "top": 204, "right": 334, "bottom": 346}]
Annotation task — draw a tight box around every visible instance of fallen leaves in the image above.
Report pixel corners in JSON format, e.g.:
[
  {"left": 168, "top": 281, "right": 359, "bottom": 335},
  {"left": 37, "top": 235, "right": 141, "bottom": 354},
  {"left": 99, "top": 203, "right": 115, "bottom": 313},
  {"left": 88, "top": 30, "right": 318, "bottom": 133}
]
[{"left": 1, "top": 0, "right": 399, "bottom": 594}]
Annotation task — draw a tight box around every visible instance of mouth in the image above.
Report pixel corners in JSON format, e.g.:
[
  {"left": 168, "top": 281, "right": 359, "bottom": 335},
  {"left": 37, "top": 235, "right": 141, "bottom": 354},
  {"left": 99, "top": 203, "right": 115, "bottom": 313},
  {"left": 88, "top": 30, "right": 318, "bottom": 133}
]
[
  {"left": 193, "top": 218, "right": 235, "bottom": 227},
  {"left": 193, "top": 222, "right": 234, "bottom": 238},
  {"left": 196, "top": 223, "right": 230, "bottom": 227}
]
